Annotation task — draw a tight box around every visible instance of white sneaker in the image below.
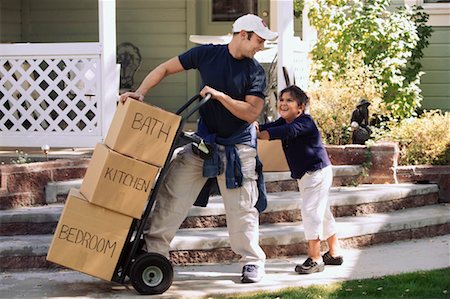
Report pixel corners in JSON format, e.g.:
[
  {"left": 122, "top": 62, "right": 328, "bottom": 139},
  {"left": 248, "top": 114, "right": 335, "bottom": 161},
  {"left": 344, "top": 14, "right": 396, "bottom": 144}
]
[{"left": 241, "top": 264, "right": 264, "bottom": 283}]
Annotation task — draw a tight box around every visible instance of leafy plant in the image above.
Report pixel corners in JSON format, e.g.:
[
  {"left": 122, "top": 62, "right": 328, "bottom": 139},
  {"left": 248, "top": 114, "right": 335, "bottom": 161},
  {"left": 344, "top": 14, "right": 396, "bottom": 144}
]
[
  {"left": 308, "top": 0, "right": 432, "bottom": 120},
  {"left": 374, "top": 110, "right": 450, "bottom": 165},
  {"left": 294, "top": 0, "right": 304, "bottom": 18},
  {"left": 10, "top": 150, "right": 32, "bottom": 164}
]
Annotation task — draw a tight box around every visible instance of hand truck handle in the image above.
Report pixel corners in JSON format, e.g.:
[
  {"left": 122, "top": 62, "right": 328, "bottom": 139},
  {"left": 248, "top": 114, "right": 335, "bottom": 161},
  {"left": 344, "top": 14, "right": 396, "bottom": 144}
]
[{"left": 175, "top": 93, "right": 211, "bottom": 120}]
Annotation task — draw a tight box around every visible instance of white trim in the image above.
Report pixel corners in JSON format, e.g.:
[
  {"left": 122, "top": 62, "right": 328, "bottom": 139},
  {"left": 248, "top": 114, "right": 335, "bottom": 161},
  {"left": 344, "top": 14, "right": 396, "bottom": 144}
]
[
  {"left": 0, "top": 43, "right": 102, "bottom": 56},
  {"left": 406, "top": 0, "right": 450, "bottom": 26},
  {"left": 98, "top": 0, "right": 118, "bottom": 142},
  {"left": 271, "top": 0, "right": 295, "bottom": 93}
]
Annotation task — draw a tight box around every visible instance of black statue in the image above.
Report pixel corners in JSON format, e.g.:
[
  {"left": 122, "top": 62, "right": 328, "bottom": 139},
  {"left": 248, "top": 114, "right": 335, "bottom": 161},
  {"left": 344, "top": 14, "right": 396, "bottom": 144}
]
[{"left": 350, "top": 99, "right": 372, "bottom": 144}]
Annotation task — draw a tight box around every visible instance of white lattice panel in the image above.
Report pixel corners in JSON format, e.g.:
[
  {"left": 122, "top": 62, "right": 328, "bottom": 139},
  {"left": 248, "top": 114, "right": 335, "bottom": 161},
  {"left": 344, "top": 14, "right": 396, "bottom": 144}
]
[{"left": 0, "top": 56, "right": 100, "bottom": 135}]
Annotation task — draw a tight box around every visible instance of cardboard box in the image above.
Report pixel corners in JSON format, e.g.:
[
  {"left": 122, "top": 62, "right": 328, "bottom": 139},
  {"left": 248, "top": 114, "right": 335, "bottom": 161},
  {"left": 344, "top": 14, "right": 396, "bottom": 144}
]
[
  {"left": 80, "top": 143, "right": 159, "bottom": 219},
  {"left": 104, "top": 99, "right": 182, "bottom": 166},
  {"left": 257, "top": 139, "right": 290, "bottom": 172},
  {"left": 47, "top": 189, "right": 132, "bottom": 281}
]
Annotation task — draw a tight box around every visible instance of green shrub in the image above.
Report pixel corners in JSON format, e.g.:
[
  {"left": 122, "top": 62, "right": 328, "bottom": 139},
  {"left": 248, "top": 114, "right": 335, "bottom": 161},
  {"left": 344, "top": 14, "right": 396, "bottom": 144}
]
[{"left": 375, "top": 110, "right": 450, "bottom": 165}]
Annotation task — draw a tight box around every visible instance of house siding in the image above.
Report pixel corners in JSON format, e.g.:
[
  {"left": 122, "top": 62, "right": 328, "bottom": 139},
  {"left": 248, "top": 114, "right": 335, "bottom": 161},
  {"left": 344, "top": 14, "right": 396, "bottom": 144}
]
[
  {"left": 22, "top": 0, "right": 98, "bottom": 42},
  {"left": 116, "top": 0, "right": 189, "bottom": 112},
  {"left": 0, "top": 0, "right": 21, "bottom": 43},
  {"left": 420, "top": 27, "right": 450, "bottom": 111}
]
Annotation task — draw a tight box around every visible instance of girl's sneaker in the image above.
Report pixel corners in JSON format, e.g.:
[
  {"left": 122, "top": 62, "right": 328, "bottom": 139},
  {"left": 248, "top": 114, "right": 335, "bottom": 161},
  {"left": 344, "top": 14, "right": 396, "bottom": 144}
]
[
  {"left": 295, "top": 257, "right": 324, "bottom": 274},
  {"left": 322, "top": 251, "right": 344, "bottom": 265}
]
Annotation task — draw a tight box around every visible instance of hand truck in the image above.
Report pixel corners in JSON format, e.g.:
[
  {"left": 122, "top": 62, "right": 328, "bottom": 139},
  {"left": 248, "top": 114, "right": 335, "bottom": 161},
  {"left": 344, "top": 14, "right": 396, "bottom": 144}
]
[{"left": 110, "top": 93, "right": 211, "bottom": 295}]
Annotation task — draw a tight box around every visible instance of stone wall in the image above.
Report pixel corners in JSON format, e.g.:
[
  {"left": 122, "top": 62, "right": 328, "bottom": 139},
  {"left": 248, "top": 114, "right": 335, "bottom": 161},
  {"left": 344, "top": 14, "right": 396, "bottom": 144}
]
[
  {"left": 0, "top": 159, "right": 89, "bottom": 209},
  {"left": 1, "top": 142, "right": 448, "bottom": 208},
  {"left": 397, "top": 165, "right": 450, "bottom": 203}
]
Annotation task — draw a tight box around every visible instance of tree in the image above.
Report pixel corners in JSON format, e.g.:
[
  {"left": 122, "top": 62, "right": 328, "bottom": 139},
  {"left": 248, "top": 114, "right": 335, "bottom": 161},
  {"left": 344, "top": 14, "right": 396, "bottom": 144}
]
[{"left": 308, "top": 0, "right": 432, "bottom": 119}]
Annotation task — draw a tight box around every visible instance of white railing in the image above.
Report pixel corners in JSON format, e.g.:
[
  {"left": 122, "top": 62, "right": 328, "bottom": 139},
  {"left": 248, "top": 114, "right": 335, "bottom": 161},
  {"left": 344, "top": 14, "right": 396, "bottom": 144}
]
[{"left": 0, "top": 42, "right": 118, "bottom": 148}]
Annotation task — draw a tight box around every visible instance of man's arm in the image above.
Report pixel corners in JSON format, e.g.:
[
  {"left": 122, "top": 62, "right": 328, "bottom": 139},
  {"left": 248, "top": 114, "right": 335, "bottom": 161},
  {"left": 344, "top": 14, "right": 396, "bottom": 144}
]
[
  {"left": 119, "top": 56, "right": 184, "bottom": 103},
  {"left": 199, "top": 86, "right": 264, "bottom": 123}
]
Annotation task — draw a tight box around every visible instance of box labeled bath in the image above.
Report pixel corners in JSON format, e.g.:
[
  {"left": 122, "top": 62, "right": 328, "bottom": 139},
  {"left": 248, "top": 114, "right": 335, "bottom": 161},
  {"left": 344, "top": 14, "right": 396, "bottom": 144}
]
[{"left": 104, "top": 99, "right": 181, "bottom": 167}]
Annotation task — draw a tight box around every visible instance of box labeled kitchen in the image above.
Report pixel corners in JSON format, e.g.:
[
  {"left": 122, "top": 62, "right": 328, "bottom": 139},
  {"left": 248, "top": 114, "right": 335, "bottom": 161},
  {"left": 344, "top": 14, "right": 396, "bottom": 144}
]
[{"left": 80, "top": 143, "right": 159, "bottom": 219}]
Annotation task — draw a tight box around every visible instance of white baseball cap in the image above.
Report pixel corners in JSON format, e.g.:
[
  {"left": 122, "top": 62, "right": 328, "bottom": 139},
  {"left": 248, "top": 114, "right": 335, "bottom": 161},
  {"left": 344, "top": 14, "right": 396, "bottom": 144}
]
[{"left": 232, "top": 14, "right": 278, "bottom": 41}]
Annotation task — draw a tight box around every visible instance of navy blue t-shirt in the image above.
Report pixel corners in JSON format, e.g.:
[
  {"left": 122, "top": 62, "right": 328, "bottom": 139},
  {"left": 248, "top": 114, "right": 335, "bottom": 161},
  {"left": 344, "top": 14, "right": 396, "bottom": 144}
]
[
  {"left": 178, "top": 44, "right": 267, "bottom": 138},
  {"left": 259, "top": 114, "right": 331, "bottom": 179}
]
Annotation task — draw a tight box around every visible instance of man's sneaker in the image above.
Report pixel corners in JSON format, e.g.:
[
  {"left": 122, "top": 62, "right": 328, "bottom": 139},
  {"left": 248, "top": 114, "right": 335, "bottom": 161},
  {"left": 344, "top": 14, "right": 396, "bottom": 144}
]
[
  {"left": 322, "top": 251, "right": 344, "bottom": 265},
  {"left": 241, "top": 264, "right": 264, "bottom": 283},
  {"left": 295, "top": 257, "right": 325, "bottom": 274}
]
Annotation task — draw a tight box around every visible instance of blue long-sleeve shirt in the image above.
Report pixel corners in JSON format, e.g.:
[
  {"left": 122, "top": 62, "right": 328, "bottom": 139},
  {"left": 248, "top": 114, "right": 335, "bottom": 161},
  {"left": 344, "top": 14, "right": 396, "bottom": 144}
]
[{"left": 259, "top": 114, "right": 331, "bottom": 179}]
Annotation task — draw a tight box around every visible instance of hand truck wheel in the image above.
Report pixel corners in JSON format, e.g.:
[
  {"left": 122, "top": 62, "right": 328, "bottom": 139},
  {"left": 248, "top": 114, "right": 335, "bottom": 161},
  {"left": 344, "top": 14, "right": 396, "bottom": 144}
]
[{"left": 129, "top": 252, "right": 174, "bottom": 295}]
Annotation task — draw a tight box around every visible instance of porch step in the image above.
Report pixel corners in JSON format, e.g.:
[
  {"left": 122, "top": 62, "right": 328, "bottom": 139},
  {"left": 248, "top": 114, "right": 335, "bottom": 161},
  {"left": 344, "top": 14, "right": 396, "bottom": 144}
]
[
  {"left": 263, "top": 165, "right": 363, "bottom": 182},
  {"left": 42, "top": 165, "right": 365, "bottom": 203},
  {"left": 1, "top": 204, "right": 449, "bottom": 270},
  {"left": 45, "top": 179, "right": 83, "bottom": 204},
  {"left": 1, "top": 183, "right": 439, "bottom": 235}
]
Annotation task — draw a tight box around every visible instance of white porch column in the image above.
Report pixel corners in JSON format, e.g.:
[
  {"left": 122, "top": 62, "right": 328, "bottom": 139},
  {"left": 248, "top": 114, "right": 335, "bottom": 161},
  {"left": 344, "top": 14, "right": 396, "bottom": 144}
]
[
  {"left": 270, "top": 0, "right": 295, "bottom": 93},
  {"left": 302, "top": 0, "right": 318, "bottom": 51},
  {"left": 99, "top": 0, "right": 119, "bottom": 141}
]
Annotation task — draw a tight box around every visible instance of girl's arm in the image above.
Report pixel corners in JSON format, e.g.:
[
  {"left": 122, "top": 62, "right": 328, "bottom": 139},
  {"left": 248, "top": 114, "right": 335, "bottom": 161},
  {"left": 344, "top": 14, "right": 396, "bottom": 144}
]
[
  {"left": 259, "top": 118, "right": 285, "bottom": 131},
  {"left": 266, "top": 117, "right": 314, "bottom": 140},
  {"left": 256, "top": 118, "right": 284, "bottom": 140}
]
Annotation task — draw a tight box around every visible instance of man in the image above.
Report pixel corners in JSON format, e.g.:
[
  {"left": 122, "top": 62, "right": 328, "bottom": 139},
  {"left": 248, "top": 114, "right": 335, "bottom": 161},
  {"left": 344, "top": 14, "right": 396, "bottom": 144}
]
[{"left": 120, "top": 14, "right": 278, "bottom": 283}]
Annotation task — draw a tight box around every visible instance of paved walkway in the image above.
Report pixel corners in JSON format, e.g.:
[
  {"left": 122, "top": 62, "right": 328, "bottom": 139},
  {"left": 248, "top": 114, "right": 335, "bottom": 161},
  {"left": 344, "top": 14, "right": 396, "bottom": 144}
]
[{"left": 1, "top": 235, "right": 449, "bottom": 298}]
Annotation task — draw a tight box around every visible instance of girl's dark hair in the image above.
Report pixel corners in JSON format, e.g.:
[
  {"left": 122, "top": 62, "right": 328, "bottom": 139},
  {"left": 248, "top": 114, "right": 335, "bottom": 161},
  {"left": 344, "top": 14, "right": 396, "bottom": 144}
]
[{"left": 280, "top": 85, "right": 309, "bottom": 107}]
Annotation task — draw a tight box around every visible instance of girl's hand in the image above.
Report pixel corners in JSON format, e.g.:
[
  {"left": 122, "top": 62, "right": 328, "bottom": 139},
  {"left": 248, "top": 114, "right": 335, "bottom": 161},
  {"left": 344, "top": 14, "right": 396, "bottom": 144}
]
[{"left": 257, "top": 129, "right": 270, "bottom": 140}]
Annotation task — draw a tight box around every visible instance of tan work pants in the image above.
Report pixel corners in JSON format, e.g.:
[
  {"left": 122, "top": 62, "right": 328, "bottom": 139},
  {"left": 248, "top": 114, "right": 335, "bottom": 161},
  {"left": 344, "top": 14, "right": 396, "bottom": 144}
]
[{"left": 144, "top": 144, "right": 266, "bottom": 268}]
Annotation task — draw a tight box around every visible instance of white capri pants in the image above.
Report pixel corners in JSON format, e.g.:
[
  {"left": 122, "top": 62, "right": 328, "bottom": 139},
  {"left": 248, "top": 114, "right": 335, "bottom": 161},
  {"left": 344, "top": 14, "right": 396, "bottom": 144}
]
[
  {"left": 297, "top": 165, "right": 336, "bottom": 240},
  {"left": 143, "top": 143, "right": 266, "bottom": 268}
]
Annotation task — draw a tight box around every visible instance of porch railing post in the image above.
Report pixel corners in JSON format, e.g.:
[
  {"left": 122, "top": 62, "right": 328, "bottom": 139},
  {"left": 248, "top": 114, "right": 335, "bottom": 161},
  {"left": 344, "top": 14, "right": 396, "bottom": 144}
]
[{"left": 99, "top": 0, "right": 119, "bottom": 142}]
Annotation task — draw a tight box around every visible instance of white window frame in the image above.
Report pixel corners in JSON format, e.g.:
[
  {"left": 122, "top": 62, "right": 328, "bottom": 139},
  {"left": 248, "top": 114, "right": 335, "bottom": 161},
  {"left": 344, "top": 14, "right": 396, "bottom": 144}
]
[{"left": 405, "top": 0, "right": 450, "bottom": 26}]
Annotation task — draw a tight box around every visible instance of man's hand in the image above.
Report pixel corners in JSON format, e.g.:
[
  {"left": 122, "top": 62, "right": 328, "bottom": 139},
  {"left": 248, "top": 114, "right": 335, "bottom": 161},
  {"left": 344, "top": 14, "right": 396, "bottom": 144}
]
[
  {"left": 199, "top": 86, "right": 264, "bottom": 123},
  {"left": 199, "top": 86, "right": 223, "bottom": 100},
  {"left": 254, "top": 121, "right": 260, "bottom": 132},
  {"left": 119, "top": 91, "right": 144, "bottom": 104}
]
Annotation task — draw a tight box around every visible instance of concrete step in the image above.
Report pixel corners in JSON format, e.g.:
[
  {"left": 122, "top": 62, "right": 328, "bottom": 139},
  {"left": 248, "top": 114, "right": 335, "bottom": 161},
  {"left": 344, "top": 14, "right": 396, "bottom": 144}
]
[
  {"left": 1, "top": 204, "right": 449, "bottom": 270},
  {"left": 45, "top": 179, "right": 83, "bottom": 204},
  {"left": 1, "top": 183, "right": 439, "bottom": 235},
  {"left": 42, "top": 165, "right": 364, "bottom": 203},
  {"left": 264, "top": 165, "right": 363, "bottom": 182}
]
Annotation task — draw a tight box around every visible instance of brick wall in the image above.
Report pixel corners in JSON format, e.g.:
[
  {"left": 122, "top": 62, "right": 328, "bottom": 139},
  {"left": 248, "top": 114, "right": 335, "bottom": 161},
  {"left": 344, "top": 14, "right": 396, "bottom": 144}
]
[{"left": 0, "top": 159, "right": 89, "bottom": 209}]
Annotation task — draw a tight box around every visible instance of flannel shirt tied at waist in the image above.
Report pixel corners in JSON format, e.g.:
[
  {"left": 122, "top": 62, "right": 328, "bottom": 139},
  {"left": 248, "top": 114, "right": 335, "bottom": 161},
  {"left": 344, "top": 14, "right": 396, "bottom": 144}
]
[{"left": 193, "top": 119, "right": 267, "bottom": 213}]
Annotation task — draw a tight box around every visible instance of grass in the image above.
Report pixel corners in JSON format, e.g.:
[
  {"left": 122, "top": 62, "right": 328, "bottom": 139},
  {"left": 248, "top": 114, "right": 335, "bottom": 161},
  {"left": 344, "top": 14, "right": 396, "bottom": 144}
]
[{"left": 214, "top": 267, "right": 450, "bottom": 299}]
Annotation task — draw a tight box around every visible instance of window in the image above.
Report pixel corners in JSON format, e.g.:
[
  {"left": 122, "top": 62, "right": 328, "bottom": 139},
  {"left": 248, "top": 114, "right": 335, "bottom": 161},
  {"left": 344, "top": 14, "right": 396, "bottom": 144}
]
[{"left": 212, "top": 0, "right": 258, "bottom": 22}]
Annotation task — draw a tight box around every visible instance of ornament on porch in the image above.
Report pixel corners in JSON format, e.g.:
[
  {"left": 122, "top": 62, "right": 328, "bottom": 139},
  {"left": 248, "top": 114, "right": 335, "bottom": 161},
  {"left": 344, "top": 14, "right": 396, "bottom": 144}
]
[{"left": 350, "top": 98, "right": 372, "bottom": 144}]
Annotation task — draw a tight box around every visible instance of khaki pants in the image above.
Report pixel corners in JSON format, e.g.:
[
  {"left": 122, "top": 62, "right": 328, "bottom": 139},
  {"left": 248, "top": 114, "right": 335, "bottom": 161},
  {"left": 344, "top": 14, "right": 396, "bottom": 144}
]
[
  {"left": 144, "top": 143, "right": 266, "bottom": 268},
  {"left": 297, "top": 165, "right": 336, "bottom": 240}
]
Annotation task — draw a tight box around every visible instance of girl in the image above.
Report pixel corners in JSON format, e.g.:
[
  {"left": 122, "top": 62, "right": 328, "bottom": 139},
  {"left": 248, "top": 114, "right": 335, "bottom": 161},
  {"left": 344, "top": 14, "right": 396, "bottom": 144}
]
[{"left": 256, "top": 85, "right": 343, "bottom": 274}]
